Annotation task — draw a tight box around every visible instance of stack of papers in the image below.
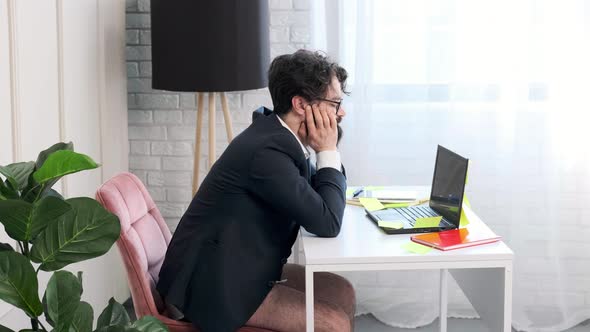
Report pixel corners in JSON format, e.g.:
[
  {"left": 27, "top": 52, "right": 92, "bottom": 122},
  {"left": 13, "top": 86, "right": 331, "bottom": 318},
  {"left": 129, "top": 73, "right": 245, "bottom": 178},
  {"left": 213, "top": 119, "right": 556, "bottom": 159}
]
[{"left": 346, "top": 186, "right": 427, "bottom": 207}]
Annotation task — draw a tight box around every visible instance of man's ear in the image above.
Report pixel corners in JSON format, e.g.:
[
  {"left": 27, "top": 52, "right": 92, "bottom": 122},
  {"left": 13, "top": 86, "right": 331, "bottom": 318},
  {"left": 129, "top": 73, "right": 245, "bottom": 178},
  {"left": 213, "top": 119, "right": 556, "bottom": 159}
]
[{"left": 291, "top": 96, "right": 307, "bottom": 117}]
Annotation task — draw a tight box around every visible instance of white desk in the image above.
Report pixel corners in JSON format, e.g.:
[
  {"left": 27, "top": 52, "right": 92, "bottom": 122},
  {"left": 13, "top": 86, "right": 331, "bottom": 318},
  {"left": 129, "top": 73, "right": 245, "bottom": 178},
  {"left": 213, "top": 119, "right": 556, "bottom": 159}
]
[{"left": 295, "top": 187, "right": 513, "bottom": 332}]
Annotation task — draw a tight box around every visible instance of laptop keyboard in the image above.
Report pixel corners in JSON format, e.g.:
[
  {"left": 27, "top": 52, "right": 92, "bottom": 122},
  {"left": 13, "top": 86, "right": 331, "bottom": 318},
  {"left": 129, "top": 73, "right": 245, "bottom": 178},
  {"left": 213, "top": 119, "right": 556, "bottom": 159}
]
[{"left": 397, "top": 206, "right": 440, "bottom": 226}]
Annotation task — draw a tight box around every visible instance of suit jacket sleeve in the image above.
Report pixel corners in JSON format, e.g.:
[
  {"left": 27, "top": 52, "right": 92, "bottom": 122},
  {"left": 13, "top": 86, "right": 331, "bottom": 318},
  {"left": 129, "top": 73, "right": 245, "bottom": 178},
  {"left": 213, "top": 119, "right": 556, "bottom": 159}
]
[{"left": 248, "top": 139, "right": 347, "bottom": 237}]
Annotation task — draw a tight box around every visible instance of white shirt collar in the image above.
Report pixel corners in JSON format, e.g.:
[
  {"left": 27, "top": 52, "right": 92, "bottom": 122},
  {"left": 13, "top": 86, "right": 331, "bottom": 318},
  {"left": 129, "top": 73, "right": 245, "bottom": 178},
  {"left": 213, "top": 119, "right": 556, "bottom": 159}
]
[{"left": 276, "top": 115, "right": 310, "bottom": 159}]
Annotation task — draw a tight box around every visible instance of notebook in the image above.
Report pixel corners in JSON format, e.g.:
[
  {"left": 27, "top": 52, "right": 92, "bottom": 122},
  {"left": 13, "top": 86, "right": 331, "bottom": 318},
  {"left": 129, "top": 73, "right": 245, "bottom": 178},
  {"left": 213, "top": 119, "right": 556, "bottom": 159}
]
[{"left": 411, "top": 227, "right": 501, "bottom": 251}]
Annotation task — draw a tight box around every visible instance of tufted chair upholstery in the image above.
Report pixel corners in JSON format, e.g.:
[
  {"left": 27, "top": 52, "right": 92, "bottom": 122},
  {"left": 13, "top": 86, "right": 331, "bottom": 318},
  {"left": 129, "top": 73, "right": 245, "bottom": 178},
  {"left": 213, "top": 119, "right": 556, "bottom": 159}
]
[{"left": 96, "top": 172, "right": 272, "bottom": 332}]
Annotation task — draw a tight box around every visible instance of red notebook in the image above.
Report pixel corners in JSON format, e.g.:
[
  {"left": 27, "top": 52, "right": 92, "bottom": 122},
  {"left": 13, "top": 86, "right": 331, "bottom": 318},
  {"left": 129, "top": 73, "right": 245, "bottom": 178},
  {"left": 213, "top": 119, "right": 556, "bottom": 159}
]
[{"left": 411, "top": 227, "right": 501, "bottom": 251}]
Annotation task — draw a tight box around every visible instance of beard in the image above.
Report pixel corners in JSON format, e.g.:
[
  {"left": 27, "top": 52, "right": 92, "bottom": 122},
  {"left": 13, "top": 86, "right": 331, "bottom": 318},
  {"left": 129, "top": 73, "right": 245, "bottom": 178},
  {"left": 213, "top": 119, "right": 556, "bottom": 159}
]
[{"left": 336, "top": 114, "right": 343, "bottom": 145}]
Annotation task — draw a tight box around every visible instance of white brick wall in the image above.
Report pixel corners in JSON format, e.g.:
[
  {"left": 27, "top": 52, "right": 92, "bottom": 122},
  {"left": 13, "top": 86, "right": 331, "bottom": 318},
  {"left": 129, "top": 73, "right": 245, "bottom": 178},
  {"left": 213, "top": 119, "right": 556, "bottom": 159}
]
[{"left": 126, "top": 0, "right": 311, "bottom": 229}]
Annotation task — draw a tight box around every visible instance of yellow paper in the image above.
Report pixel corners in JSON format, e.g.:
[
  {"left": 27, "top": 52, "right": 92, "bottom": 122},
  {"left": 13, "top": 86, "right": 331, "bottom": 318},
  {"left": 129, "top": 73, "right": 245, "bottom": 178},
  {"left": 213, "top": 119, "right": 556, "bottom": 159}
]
[
  {"left": 459, "top": 210, "right": 469, "bottom": 227},
  {"left": 346, "top": 188, "right": 355, "bottom": 197},
  {"left": 345, "top": 199, "right": 363, "bottom": 207},
  {"left": 413, "top": 216, "right": 442, "bottom": 228},
  {"left": 364, "top": 186, "right": 384, "bottom": 191},
  {"left": 461, "top": 161, "right": 470, "bottom": 227},
  {"left": 383, "top": 202, "right": 411, "bottom": 208},
  {"left": 463, "top": 195, "right": 471, "bottom": 208},
  {"left": 359, "top": 198, "right": 386, "bottom": 212},
  {"left": 459, "top": 196, "right": 471, "bottom": 227},
  {"left": 378, "top": 220, "right": 404, "bottom": 229},
  {"left": 401, "top": 241, "right": 432, "bottom": 254}
]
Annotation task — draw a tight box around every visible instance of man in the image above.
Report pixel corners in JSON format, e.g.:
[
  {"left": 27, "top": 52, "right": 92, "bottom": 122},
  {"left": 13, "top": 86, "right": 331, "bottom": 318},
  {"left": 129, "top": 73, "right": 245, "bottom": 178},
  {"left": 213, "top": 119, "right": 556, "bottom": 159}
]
[{"left": 157, "top": 50, "right": 355, "bottom": 332}]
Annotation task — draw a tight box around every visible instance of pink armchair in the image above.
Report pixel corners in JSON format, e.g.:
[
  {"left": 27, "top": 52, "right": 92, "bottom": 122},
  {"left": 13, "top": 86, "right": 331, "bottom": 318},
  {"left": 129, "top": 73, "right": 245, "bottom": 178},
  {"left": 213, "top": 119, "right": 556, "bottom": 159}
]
[{"left": 96, "top": 172, "right": 272, "bottom": 332}]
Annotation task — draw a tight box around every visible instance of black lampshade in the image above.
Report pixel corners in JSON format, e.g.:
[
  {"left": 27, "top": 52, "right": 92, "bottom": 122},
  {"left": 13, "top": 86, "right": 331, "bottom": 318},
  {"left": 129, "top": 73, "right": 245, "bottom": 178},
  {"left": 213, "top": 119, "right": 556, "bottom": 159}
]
[{"left": 151, "top": 0, "right": 270, "bottom": 92}]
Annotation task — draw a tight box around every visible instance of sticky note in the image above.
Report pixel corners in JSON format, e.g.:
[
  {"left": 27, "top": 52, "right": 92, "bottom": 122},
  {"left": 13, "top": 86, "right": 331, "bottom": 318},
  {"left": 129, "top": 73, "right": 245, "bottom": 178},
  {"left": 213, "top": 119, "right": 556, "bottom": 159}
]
[
  {"left": 346, "top": 188, "right": 355, "bottom": 197},
  {"left": 460, "top": 208, "right": 469, "bottom": 226},
  {"left": 383, "top": 202, "right": 411, "bottom": 209},
  {"left": 365, "top": 186, "right": 384, "bottom": 191},
  {"left": 378, "top": 221, "right": 404, "bottom": 229},
  {"left": 401, "top": 241, "right": 432, "bottom": 254},
  {"left": 359, "top": 198, "right": 385, "bottom": 212},
  {"left": 463, "top": 195, "right": 471, "bottom": 208},
  {"left": 460, "top": 196, "right": 471, "bottom": 227},
  {"left": 413, "top": 216, "right": 442, "bottom": 228}
]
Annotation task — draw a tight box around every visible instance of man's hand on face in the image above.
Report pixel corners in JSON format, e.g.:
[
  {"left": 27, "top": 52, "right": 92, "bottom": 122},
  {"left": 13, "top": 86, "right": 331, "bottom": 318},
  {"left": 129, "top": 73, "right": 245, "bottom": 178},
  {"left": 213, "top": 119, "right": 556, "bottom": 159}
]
[
  {"left": 297, "top": 121, "right": 309, "bottom": 147},
  {"left": 304, "top": 103, "right": 338, "bottom": 152}
]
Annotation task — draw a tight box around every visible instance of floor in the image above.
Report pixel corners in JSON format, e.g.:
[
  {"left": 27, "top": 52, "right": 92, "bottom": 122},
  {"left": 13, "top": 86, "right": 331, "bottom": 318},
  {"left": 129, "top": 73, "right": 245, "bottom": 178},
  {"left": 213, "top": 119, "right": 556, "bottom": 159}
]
[
  {"left": 355, "top": 313, "right": 590, "bottom": 332},
  {"left": 124, "top": 299, "right": 589, "bottom": 331}
]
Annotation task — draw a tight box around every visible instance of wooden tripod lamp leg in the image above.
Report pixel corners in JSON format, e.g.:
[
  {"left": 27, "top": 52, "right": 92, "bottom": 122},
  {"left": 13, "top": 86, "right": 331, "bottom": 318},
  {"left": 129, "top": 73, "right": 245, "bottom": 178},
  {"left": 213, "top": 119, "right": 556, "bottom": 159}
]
[
  {"left": 220, "top": 92, "right": 234, "bottom": 141},
  {"left": 208, "top": 92, "right": 216, "bottom": 170},
  {"left": 192, "top": 92, "right": 232, "bottom": 195},
  {"left": 192, "top": 92, "right": 205, "bottom": 195}
]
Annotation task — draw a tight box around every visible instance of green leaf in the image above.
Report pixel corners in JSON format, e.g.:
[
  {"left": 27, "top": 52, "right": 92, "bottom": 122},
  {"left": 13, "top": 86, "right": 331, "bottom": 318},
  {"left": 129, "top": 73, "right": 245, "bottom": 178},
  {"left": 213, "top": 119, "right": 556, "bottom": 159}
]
[
  {"left": 22, "top": 187, "right": 64, "bottom": 204},
  {"left": 0, "top": 197, "right": 71, "bottom": 241},
  {"left": 30, "top": 197, "right": 120, "bottom": 271},
  {"left": 36, "top": 142, "right": 74, "bottom": 170},
  {"left": 0, "top": 251, "right": 43, "bottom": 317},
  {"left": 0, "top": 162, "right": 35, "bottom": 191},
  {"left": 33, "top": 151, "right": 98, "bottom": 185},
  {"left": 30, "top": 196, "right": 71, "bottom": 240},
  {"left": 0, "top": 180, "right": 20, "bottom": 200},
  {"left": 44, "top": 271, "right": 82, "bottom": 331},
  {"left": 69, "top": 301, "right": 93, "bottom": 332},
  {"left": 0, "top": 243, "right": 14, "bottom": 252},
  {"left": 94, "top": 327, "right": 139, "bottom": 332},
  {"left": 96, "top": 298, "right": 131, "bottom": 329},
  {"left": 132, "top": 316, "right": 169, "bottom": 332},
  {"left": 0, "top": 200, "right": 33, "bottom": 241},
  {"left": 43, "top": 188, "right": 65, "bottom": 200},
  {"left": 0, "top": 324, "right": 15, "bottom": 332}
]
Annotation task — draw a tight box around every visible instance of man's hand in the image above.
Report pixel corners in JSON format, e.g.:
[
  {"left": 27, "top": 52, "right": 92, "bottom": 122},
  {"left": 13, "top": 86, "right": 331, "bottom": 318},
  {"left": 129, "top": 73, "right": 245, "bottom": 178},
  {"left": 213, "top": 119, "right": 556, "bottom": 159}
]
[
  {"left": 304, "top": 103, "right": 338, "bottom": 152},
  {"left": 297, "top": 120, "right": 309, "bottom": 147}
]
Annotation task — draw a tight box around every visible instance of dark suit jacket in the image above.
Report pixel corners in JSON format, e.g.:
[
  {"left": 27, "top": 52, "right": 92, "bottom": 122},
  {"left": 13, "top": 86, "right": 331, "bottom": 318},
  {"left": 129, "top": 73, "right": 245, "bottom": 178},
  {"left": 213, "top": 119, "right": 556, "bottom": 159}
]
[{"left": 156, "top": 111, "right": 347, "bottom": 332}]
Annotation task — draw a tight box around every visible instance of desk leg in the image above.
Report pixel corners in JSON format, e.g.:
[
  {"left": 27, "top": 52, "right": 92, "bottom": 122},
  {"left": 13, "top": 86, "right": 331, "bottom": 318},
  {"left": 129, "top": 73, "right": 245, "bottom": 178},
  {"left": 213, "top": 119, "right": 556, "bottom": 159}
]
[
  {"left": 305, "top": 267, "right": 314, "bottom": 332},
  {"left": 450, "top": 263, "right": 513, "bottom": 332},
  {"left": 439, "top": 269, "right": 448, "bottom": 332},
  {"left": 294, "top": 234, "right": 301, "bottom": 265}
]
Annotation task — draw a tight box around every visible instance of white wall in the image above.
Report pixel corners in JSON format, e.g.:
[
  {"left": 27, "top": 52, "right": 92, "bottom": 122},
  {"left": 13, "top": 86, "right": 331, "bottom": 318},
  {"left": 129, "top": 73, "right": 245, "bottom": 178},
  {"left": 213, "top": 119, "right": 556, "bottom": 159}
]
[{"left": 0, "top": 0, "right": 128, "bottom": 328}]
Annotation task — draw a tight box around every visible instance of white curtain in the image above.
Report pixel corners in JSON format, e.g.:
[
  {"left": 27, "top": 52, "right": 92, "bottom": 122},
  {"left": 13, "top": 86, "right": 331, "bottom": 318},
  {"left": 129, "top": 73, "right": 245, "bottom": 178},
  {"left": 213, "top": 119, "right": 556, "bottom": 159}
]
[{"left": 311, "top": 1, "right": 590, "bottom": 331}]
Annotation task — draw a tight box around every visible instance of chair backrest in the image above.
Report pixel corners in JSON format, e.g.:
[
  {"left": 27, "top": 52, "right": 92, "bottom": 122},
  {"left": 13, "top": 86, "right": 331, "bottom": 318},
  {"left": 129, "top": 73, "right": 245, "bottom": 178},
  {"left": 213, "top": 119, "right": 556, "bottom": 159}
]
[{"left": 96, "top": 172, "right": 171, "bottom": 318}]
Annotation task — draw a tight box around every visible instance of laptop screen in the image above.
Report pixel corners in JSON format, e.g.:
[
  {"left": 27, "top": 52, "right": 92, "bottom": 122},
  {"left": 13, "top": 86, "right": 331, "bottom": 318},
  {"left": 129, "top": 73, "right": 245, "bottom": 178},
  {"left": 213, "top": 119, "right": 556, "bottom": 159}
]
[{"left": 429, "top": 145, "right": 469, "bottom": 226}]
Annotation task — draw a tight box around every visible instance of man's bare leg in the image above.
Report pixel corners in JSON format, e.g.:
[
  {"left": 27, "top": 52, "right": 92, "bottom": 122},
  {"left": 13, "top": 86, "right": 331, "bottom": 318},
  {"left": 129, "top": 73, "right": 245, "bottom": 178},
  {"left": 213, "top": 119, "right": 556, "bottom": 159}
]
[
  {"left": 280, "top": 264, "right": 356, "bottom": 322},
  {"left": 245, "top": 284, "right": 351, "bottom": 332}
]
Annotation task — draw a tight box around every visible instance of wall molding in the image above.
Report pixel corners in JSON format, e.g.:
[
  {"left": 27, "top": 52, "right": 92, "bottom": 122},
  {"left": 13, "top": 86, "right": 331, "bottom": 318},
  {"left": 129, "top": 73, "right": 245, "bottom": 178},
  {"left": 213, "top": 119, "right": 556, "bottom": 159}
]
[
  {"left": 55, "top": 0, "right": 67, "bottom": 196},
  {"left": 96, "top": 0, "right": 105, "bottom": 183},
  {"left": 0, "top": 0, "right": 129, "bottom": 326},
  {"left": 2, "top": 2, "right": 19, "bottom": 321},
  {"left": 7, "top": 0, "right": 20, "bottom": 162},
  {"left": 1, "top": 2, "right": 19, "bottom": 321}
]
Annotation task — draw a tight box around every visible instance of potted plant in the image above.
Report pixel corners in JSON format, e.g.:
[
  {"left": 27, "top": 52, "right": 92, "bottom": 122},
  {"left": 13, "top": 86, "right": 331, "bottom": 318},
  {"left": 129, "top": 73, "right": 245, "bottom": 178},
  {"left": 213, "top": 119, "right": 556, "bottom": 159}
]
[{"left": 0, "top": 142, "right": 167, "bottom": 332}]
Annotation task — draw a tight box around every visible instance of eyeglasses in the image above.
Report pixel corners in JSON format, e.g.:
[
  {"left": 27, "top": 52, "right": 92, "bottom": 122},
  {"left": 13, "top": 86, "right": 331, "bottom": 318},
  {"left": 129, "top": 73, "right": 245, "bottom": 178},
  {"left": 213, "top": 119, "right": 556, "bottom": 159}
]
[{"left": 316, "top": 98, "right": 343, "bottom": 114}]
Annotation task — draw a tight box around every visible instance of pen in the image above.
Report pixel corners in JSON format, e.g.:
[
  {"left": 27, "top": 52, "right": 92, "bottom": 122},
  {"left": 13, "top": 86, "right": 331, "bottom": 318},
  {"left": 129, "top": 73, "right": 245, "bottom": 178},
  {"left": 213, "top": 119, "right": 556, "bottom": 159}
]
[{"left": 352, "top": 187, "right": 364, "bottom": 198}]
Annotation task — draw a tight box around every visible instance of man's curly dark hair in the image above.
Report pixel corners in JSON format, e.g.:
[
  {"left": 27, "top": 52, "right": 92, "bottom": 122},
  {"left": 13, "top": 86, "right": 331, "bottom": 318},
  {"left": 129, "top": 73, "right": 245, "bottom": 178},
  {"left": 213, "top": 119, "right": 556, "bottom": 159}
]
[{"left": 268, "top": 50, "right": 349, "bottom": 117}]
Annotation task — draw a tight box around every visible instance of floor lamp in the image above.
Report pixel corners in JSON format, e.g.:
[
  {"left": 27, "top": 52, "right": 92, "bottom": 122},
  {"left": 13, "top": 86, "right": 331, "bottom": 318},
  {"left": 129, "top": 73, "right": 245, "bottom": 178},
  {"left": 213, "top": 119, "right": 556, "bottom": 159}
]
[{"left": 150, "top": 0, "right": 270, "bottom": 195}]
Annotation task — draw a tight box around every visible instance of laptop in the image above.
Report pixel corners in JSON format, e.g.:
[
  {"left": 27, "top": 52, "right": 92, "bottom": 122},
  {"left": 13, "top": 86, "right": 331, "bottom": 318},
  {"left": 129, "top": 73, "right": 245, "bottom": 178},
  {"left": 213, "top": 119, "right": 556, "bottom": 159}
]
[{"left": 366, "top": 145, "right": 469, "bottom": 234}]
